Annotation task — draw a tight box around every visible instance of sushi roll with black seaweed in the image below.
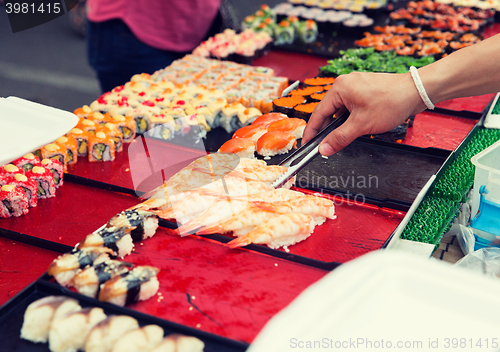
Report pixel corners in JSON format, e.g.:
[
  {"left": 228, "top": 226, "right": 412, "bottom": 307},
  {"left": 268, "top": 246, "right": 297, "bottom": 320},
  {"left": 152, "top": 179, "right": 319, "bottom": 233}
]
[
  {"left": 48, "top": 247, "right": 113, "bottom": 287},
  {"left": 41, "top": 158, "right": 64, "bottom": 188},
  {"left": 78, "top": 226, "right": 134, "bottom": 258},
  {"left": 274, "top": 19, "right": 296, "bottom": 45},
  {"left": 71, "top": 260, "right": 134, "bottom": 298},
  {"left": 107, "top": 208, "right": 159, "bottom": 242},
  {"left": 0, "top": 184, "right": 29, "bottom": 218},
  {"left": 88, "top": 131, "right": 116, "bottom": 162},
  {"left": 98, "top": 266, "right": 160, "bottom": 306},
  {"left": 12, "top": 153, "right": 41, "bottom": 172},
  {"left": 20, "top": 296, "right": 81, "bottom": 344},
  {"left": 26, "top": 166, "right": 56, "bottom": 199}
]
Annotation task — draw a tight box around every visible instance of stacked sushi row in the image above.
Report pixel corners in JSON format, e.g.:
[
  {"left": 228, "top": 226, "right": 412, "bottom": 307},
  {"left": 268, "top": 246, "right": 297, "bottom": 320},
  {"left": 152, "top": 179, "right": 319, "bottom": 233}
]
[
  {"left": 273, "top": 77, "right": 336, "bottom": 121},
  {"left": 286, "top": 0, "right": 387, "bottom": 13},
  {"left": 47, "top": 205, "right": 162, "bottom": 303},
  {"left": 192, "top": 28, "right": 273, "bottom": 63},
  {"left": 242, "top": 4, "right": 320, "bottom": 45},
  {"left": 274, "top": 2, "right": 375, "bottom": 35},
  {"left": 21, "top": 295, "right": 205, "bottom": 352},
  {"left": 436, "top": 0, "right": 500, "bottom": 11},
  {"left": 219, "top": 112, "right": 307, "bottom": 158},
  {"left": 0, "top": 155, "right": 64, "bottom": 218}
]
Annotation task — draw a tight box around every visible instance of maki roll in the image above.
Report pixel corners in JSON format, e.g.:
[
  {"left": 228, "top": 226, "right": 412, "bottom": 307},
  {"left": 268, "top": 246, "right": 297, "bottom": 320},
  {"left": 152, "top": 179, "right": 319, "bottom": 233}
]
[
  {"left": 87, "top": 111, "right": 112, "bottom": 127},
  {"left": 67, "top": 128, "right": 90, "bottom": 157},
  {"left": 77, "top": 118, "right": 97, "bottom": 134},
  {"left": 111, "top": 325, "right": 164, "bottom": 352},
  {"left": 148, "top": 114, "right": 176, "bottom": 141},
  {"left": 185, "top": 105, "right": 217, "bottom": 129},
  {"left": 220, "top": 102, "right": 246, "bottom": 134},
  {"left": 41, "top": 158, "right": 64, "bottom": 188},
  {"left": 98, "top": 122, "right": 124, "bottom": 152},
  {"left": 78, "top": 226, "right": 134, "bottom": 258},
  {"left": 41, "top": 143, "right": 67, "bottom": 171},
  {"left": 26, "top": 166, "right": 56, "bottom": 199},
  {"left": 7, "top": 173, "right": 38, "bottom": 208},
  {"left": 85, "top": 315, "right": 139, "bottom": 352},
  {"left": 48, "top": 307, "right": 107, "bottom": 352},
  {"left": 303, "top": 77, "right": 335, "bottom": 86},
  {"left": 98, "top": 266, "right": 160, "bottom": 306},
  {"left": 272, "top": 96, "right": 307, "bottom": 115},
  {"left": 20, "top": 296, "right": 81, "bottom": 344},
  {"left": 219, "top": 138, "right": 256, "bottom": 159},
  {"left": 184, "top": 113, "right": 211, "bottom": 140},
  {"left": 88, "top": 131, "right": 116, "bottom": 162},
  {"left": 297, "top": 19, "right": 318, "bottom": 44},
  {"left": 293, "top": 102, "right": 319, "bottom": 120},
  {"left": 56, "top": 135, "right": 78, "bottom": 166},
  {"left": 128, "top": 106, "right": 155, "bottom": 135},
  {"left": 12, "top": 153, "right": 41, "bottom": 172},
  {"left": 107, "top": 208, "right": 159, "bottom": 242},
  {"left": 257, "top": 131, "right": 297, "bottom": 157},
  {"left": 71, "top": 260, "right": 134, "bottom": 298},
  {"left": 0, "top": 164, "right": 24, "bottom": 177},
  {"left": 47, "top": 247, "right": 113, "bottom": 287},
  {"left": 237, "top": 107, "right": 262, "bottom": 128},
  {"left": 274, "top": 19, "right": 295, "bottom": 45},
  {"left": 0, "top": 184, "right": 29, "bottom": 218},
  {"left": 110, "top": 114, "right": 136, "bottom": 143},
  {"left": 73, "top": 105, "right": 93, "bottom": 118}
]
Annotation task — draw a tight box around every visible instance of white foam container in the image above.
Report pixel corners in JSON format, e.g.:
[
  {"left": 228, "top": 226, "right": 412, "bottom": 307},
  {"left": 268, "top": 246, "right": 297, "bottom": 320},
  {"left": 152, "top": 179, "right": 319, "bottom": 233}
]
[
  {"left": 470, "top": 139, "right": 500, "bottom": 218},
  {"left": 0, "top": 97, "right": 78, "bottom": 166},
  {"left": 247, "top": 250, "right": 500, "bottom": 352}
]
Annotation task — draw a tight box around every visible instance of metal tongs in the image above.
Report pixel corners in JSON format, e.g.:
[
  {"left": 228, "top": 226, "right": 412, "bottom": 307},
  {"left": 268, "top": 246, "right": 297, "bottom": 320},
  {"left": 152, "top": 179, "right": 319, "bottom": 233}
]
[{"left": 272, "top": 111, "right": 350, "bottom": 188}]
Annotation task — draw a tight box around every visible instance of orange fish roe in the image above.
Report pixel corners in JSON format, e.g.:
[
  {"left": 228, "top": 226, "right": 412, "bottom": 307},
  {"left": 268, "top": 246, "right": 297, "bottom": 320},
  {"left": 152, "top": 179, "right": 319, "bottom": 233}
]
[
  {"left": 289, "top": 86, "right": 324, "bottom": 97},
  {"left": 310, "top": 92, "right": 327, "bottom": 101},
  {"left": 303, "top": 77, "right": 336, "bottom": 86}
]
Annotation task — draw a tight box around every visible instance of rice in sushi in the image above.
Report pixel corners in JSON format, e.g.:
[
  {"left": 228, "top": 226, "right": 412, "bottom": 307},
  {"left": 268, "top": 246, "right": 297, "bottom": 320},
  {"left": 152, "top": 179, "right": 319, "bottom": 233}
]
[
  {"left": 20, "top": 296, "right": 81, "bottom": 344},
  {"left": 85, "top": 315, "right": 139, "bottom": 352},
  {"left": 41, "top": 159, "right": 64, "bottom": 188},
  {"left": 111, "top": 325, "right": 164, "bottom": 352},
  {"left": 8, "top": 173, "right": 38, "bottom": 208},
  {"left": 256, "top": 131, "right": 297, "bottom": 157},
  {"left": 12, "top": 153, "right": 41, "bottom": 172},
  {"left": 218, "top": 138, "right": 256, "bottom": 159},
  {"left": 26, "top": 166, "right": 56, "bottom": 199},
  {"left": 48, "top": 307, "right": 107, "bottom": 352},
  {"left": 150, "top": 334, "right": 205, "bottom": 352},
  {"left": 78, "top": 226, "right": 134, "bottom": 258}
]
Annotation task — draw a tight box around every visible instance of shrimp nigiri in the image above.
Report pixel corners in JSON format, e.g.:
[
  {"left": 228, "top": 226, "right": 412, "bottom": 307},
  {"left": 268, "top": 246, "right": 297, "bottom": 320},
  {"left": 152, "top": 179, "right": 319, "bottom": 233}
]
[
  {"left": 267, "top": 118, "right": 307, "bottom": 139},
  {"left": 260, "top": 195, "right": 336, "bottom": 220},
  {"left": 227, "top": 213, "right": 319, "bottom": 249},
  {"left": 256, "top": 131, "right": 297, "bottom": 157}
]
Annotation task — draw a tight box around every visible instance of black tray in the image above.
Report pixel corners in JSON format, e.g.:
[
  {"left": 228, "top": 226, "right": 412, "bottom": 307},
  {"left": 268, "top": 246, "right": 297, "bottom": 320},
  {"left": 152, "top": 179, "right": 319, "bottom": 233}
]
[{"left": 0, "top": 278, "right": 248, "bottom": 352}]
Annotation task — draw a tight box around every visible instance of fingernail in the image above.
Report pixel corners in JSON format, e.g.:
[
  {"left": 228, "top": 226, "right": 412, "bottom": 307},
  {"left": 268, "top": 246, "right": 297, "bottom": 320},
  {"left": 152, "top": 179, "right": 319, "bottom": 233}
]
[{"left": 319, "top": 143, "right": 334, "bottom": 156}]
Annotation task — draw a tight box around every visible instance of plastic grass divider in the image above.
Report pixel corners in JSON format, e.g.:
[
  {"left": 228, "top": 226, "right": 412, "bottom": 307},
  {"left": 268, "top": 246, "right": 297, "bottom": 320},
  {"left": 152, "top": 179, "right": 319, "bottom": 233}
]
[{"left": 401, "top": 128, "right": 500, "bottom": 245}]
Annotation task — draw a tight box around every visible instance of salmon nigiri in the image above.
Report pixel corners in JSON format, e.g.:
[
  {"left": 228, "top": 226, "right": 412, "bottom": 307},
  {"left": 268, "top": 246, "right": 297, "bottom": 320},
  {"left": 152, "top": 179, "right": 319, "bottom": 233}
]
[{"left": 256, "top": 131, "right": 296, "bottom": 157}]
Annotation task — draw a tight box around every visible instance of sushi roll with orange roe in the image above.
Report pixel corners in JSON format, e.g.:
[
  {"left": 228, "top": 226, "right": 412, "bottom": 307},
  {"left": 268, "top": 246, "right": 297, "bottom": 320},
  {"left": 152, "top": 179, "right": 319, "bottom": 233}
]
[
  {"left": 219, "top": 138, "right": 256, "bottom": 159},
  {"left": 73, "top": 105, "right": 93, "bottom": 118},
  {"left": 56, "top": 135, "right": 78, "bottom": 166},
  {"left": 257, "top": 131, "right": 297, "bottom": 157},
  {"left": 41, "top": 143, "right": 67, "bottom": 172},
  {"left": 251, "top": 112, "right": 288, "bottom": 127},
  {"left": 267, "top": 118, "right": 307, "bottom": 139},
  {"left": 232, "top": 124, "right": 268, "bottom": 143},
  {"left": 88, "top": 131, "right": 115, "bottom": 162},
  {"left": 67, "top": 128, "right": 90, "bottom": 157}
]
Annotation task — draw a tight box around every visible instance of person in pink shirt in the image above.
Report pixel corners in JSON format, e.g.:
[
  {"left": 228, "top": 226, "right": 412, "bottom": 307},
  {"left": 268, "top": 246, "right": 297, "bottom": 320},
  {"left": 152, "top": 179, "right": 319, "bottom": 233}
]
[{"left": 86, "top": 0, "right": 228, "bottom": 92}]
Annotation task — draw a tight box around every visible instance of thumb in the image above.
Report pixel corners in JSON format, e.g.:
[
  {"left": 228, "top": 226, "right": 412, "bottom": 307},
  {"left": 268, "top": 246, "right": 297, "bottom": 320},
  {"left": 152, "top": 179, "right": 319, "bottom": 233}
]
[{"left": 318, "top": 118, "right": 359, "bottom": 156}]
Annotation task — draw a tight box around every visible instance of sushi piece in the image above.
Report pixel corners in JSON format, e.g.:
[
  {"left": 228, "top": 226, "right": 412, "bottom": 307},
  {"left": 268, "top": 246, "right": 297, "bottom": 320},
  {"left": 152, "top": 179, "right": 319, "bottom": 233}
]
[
  {"left": 272, "top": 96, "right": 306, "bottom": 115},
  {"left": 274, "top": 20, "right": 295, "bottom": 45},
  {"left": 232, "top": 124, "right": 268, "bottom": 143},
  {"left": 98, "top": 122, "right": 124, "bottom": 153},
  {"left": 267, "top": 118, "right": 307, "bottom": 139},
  {"left": 47, "top": 247, "right": 113, "bottom": 287},
  {"left": 48, "top": 307, "right": 107, "bottom": 352},
  {"left": 71, "top": 260, "right": 134, "bottom": 298},
  {"left": 67, "top": 128, "right": 91, "bottom": 157},
  {"left": 256, "top": 131, "right": 297, "bottom": 157},
  {"left": 218, "top": 138, "right": 256, "bottom": 159},
  {"left": 88, "top": 131, "right": 116, "bottom": 162},
  {"left": 111, "top": 325, "right": 164, "bottom": 352},
  {"left": 297, "top": 19, "right": 318, "bottom": 44},
  {"left": 78, "top": 226, "right": 134, "bottom": 258},
  {"left": 85, "top": 315, "right": 140, "bottom": 352},
  {"left": 150, "top": 334, "right": 205, "bottom": 352},
  {"left": 184, "top": 113, "right": 211, "bottom": 140},
  {"left": 207, "top": 98, "right": 227, "bottom": 128},
  {"left": 8, "top": 173, "right": 38, "bottom": 207},
  {"left": 128, "top": 106, "right": 156, "bottom": 135},
  {"left": 0, "top": 164, "right": 24, "bottom": 177},
  {"left": 12, "top": 153, "right": 41, "bottom": 172},
  {"left": 26, "top": 166, "right": 56, "bottom": 199},
  {"left": 293, "top": 102, "right": 319, "bottom": 120},
  {"left": 41, "top": 159, "right": 64, "bottom": 188},
  {"left": 98, "top": 266, "right": 160, "bottom": 306},
  {"left": 107, "top": 208, "right": 159, "bottom": 242},
  {"left": 41, "top": 143, "right": 67, "bottom": 171},
  {"left": 237, "top": 107, "right": 261, "bottom": 128},
  {"left": 73, "top": 105, "right": 93, "bottom": 118},
  {"left": 252, "top": 112, "right": 288, "bottom": 128},
  {"left": 20, "top": 296, "right": 81, "bottom": 344},
  {"left": 56, "top": 136, "right": 78, "bottom": 166},
  {"left": 148, "top": 114, "right": 176, "bottom": 141},
  {"left": 110, "top": 114, "right": 136, "bottom": 143},
  {"left": 303, "top": 77, "right": 335, "bottom": 86},
  {"left": 88, "top": 112, "right": 112, "bottom": 127},
  {"left": 77, "top": 118, "right": 97, "bottom": 134},
  {"left": 220, "top": 102, "right": 246, "bottom": 134},
  {"left": 0, "top": 184, "right": 29, "bottom": 218}
]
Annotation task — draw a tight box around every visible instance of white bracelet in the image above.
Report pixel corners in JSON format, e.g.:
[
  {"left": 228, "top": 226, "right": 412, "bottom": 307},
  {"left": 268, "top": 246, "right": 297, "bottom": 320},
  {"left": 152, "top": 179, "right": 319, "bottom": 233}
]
[{"left": 409, "top": 66, "right": 435, "bottom": 110}]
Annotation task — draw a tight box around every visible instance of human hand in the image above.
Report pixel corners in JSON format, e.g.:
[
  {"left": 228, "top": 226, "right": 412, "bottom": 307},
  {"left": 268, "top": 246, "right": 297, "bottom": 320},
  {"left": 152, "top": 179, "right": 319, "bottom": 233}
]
[{"left": 302, "top": 72, "right": 427, "bottom": 156}]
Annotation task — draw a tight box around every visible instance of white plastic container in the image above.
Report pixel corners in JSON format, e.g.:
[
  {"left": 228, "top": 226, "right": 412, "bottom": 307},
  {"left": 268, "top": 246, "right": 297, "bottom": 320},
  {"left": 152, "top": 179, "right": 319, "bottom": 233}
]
[
  {"left": 470, "top": 139, "right": 500, "bottom": 218},
  {"left": 483, "top": 92, "right": 500, "bottom": 129}
]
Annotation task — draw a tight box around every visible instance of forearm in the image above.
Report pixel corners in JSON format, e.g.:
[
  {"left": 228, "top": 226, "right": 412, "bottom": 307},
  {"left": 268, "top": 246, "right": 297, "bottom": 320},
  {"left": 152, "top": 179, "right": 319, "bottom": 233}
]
[{"left": 419, "top": 33, "right": 500, "bottom": 104}]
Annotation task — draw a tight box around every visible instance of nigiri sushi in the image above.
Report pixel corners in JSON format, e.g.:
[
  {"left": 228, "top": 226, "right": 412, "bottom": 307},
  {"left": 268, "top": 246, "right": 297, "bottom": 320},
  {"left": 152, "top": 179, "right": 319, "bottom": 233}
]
[
  {"left": 251, "top": 112, "right": 288, "bottom": 127},
  {"left": 20, "top": 296, "right": 81, "bottom": 343},
  {"left": 111, "top": 325, "right": 164, "bottom": 352},
  {"left": 71, "top": 260, "right": 134, "bottom": 298},
  {"left": 98, "top": 266, "right": 160, "bottom": 306},
  {"left": 149, "top": 334, "right": 205, "bottom": 352},
  {"left": 48, "top": 247, "right": 113, "bottom": 287},
  {"left": 232, "top": 124, "right": 267, "bottom": 143},
  {"left": 218, "top": 138, "right": 256, "bottom": 159},
  {"left": 48, "top": 307, "right": 107, "bottom": 352},
  {"left": 107, "top": 208, "right": 159, "bottom": 242},
  {"left": 85, "top": 315, "right": 139, "bottom": 352},
  {"left": 267, "top": 118, "right": 307, "bottom": 139},
  {"left": 256, "top": 131, "right": 296, "bottom": 157},
  {"left": 78, "top": 226, "right": 134, "bottom": 258}
]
